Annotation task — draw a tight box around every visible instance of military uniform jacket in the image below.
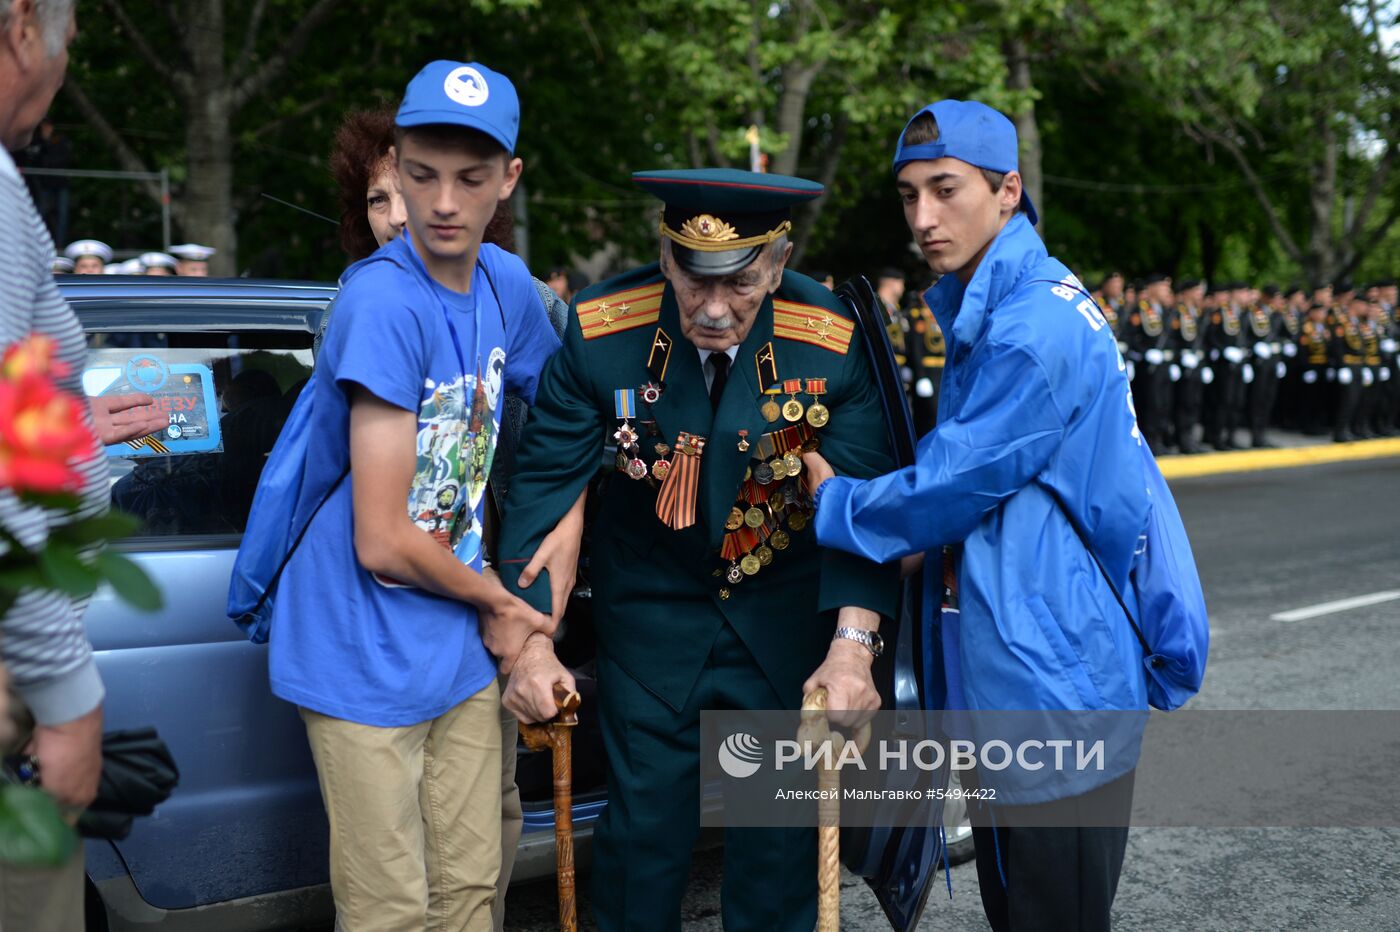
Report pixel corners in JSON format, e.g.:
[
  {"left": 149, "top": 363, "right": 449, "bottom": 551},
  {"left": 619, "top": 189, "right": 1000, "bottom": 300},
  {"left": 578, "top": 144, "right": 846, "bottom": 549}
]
[
  {"left": 1301, "top": 319, "right": 1330, "bottom": 365},
  {"left": 1170, "top": 304, "right": 1204, "bottom": 375},
  {"left": 498, "top": 265, "right": 899, "bottom": 710},
  {"left": 1123, "top": 300, "right": 1169, "bottom": 363},
  {"left": 1206, "top": 303, "right": 1246, "bottom": 364}
]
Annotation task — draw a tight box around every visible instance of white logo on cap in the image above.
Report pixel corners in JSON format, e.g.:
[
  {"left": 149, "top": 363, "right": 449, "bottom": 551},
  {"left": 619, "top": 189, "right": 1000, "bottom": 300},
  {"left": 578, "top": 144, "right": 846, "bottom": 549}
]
[{"left": 444, "top": 66, "right": 490, "bottom": 107}]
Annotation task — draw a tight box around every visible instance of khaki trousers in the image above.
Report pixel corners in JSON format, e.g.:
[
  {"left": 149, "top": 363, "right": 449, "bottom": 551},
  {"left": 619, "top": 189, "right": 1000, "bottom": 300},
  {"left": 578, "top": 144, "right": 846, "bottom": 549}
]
[
  {"left": 493, "top": 674, "right": 522, "bottom": 932},
  {"left": 301, "top": 680, "right": 502, "bottom": 932},
  {"left": 0, "top": 844, "right": 84, "bottom": 932}
]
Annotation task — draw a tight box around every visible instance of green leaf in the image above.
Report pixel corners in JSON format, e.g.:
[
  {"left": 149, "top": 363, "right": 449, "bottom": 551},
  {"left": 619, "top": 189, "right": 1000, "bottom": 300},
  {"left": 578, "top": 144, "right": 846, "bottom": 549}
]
[
  {"left": 94, "top": 551, "right": 163, "bottom": 612},
  {"left": 0, "top": 785, "right": 76, "bottom": 868},
  {"left": 55, "top": 511, "right": 142, "bottom": 547},
  {"left": 36, "top": 544, "right": 98, "bottom": 600}
]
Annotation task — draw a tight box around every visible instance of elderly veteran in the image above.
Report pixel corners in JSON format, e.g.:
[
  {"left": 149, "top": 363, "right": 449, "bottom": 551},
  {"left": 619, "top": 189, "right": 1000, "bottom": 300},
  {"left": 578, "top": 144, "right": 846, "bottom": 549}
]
[{"left": 496, "top": 168, "right": 899, "bottom": 931}]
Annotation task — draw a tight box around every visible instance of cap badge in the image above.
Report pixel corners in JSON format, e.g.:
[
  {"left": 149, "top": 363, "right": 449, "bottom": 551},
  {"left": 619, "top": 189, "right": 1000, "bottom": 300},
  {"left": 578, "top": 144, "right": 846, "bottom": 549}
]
[
  {"left": 679, "top": 214, "right": 738, "bottom": 244},
  {"left": 444, "top": 65, "right": 490, "bottom": 107}
]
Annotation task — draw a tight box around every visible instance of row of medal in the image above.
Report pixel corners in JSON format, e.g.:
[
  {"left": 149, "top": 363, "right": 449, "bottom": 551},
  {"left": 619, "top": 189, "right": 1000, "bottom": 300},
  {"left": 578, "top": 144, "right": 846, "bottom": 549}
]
[{"left": 717, "top": 415, "right": 823, "bottom": 596}]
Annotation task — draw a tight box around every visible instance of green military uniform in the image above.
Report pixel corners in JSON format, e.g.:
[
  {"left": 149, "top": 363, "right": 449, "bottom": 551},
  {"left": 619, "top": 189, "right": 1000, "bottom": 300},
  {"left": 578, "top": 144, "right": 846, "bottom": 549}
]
[{"left": 497, "top": 170, "right": 899, "bottom": 931}]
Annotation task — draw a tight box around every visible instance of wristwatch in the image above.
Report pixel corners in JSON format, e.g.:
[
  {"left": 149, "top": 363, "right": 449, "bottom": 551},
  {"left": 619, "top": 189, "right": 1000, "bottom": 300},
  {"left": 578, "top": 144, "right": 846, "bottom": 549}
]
[{"left": 832, "top": 626, "right": 884, "bottom": 658}]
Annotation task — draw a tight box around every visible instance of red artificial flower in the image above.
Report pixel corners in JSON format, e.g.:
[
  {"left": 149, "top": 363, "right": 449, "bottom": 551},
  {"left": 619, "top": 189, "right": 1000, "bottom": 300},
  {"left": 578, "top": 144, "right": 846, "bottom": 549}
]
[
  {"left": 0, "top": 372, "right": 94, "bottom": 495},
  {"left": 1, "top": 335, "right": 67, "bottom": 382}
]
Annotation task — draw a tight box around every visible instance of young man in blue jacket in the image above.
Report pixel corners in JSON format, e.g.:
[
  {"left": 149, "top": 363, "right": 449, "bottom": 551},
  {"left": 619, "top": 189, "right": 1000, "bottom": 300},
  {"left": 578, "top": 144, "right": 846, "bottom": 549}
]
[{"left": 804, "top": 100, "right": 1151, "bottom": 930}]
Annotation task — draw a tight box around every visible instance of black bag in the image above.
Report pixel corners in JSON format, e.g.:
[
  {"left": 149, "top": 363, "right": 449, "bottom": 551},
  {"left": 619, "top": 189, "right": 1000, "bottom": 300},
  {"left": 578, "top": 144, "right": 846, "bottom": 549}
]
[{"left": 77, "top": 728, "right": 180, "bottom": 841}]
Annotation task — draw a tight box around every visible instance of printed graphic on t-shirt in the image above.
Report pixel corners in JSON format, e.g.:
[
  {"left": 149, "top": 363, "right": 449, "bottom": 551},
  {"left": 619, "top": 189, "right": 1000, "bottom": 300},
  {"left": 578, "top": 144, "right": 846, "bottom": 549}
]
[{"left": 373, "top": 352, "right": 504, "bottom": 587}]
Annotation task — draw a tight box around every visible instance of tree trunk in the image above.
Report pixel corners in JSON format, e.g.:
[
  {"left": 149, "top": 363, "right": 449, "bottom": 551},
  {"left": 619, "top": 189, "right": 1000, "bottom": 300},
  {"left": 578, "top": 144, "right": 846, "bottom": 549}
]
[
  {"left": 789, "top": 114, "right": 848, "bottom": 269},
  {"left": 1305, "top": 114, "right": 1337, "bottom": 285},
  {"left": 183, "top": 0, "right": 238, "bottom": 276},
  {"left": 1199, "top": 218, "right": 1218, "bottom": 288},
  {"left": 769, "top": 62, "right": 823, "bottom": 178},
  {"left": 1003, "top": 34, "right": 1043, "bottom": 236}
]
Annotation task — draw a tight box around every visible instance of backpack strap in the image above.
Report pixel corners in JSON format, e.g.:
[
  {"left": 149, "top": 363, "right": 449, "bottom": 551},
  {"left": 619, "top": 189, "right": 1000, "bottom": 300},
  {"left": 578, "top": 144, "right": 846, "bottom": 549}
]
[
  {"left": 1041, "top": 482, "right": 1159, "bottom": 667},
  {"left": 248, "top": 463, "right": 349, "bottom": 619}
]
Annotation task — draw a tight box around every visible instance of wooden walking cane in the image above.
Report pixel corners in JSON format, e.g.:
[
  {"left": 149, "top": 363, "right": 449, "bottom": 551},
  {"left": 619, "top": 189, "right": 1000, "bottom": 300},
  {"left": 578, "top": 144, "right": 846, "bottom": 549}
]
[
  {"left": 518, "top": 682, "right": 583, "bottom": 932},
  {"left": 798, "top": 687, "right": 872, "bottom": 932}
]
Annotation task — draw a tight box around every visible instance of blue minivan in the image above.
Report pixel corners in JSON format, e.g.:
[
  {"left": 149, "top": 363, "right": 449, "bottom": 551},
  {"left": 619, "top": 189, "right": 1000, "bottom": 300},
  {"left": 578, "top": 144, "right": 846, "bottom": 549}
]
[{"left": 65, "top": 275, "right": 954, "bottom": 931}]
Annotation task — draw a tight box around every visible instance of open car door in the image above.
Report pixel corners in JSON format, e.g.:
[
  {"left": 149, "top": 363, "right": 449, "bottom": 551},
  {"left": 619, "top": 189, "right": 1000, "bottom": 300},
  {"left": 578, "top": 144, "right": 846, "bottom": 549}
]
[{"left": 832, "top": 276, "right": 944, "bottom": 931}]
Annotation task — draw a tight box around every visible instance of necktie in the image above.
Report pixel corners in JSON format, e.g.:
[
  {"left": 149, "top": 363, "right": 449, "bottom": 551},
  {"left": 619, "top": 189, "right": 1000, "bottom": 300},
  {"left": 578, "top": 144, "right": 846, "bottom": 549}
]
[{"left": 708, "top": 352, "right": 730, "bottom": 410}]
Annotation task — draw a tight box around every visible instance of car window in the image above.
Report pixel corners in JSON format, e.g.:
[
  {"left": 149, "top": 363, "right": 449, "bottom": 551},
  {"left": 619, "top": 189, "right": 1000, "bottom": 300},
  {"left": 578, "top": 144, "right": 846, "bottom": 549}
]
[{"left": 85, "top": 330, "right": 314, "bottom": 541}]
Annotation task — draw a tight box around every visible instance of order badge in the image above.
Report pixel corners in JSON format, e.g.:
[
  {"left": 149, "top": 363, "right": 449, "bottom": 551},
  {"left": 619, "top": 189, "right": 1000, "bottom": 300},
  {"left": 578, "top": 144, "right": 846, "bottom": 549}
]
[{"left": 84, "top": 357, "right": 224, "bottom": 457}]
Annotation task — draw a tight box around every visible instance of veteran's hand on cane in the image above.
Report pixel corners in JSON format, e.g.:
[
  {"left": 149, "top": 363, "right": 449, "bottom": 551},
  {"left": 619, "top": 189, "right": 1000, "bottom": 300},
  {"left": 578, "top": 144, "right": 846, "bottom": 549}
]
[
  {"left": 502, "top": 632, "right": 576, "bottom": 723},
  {"left": 89, "top": 393, "right": 168, "bottom": 445},
  {"left": 801, "top": 450, "right": 836, "bottom": 501},
  {"left": 479, "top": 567, "right": 552, "bottom": 675},
  {"left": 803, "top": 635, "right": 881, "bottom": 731},
  {"left": 517, "top": 489, "right": 587, "bottom": 627}
]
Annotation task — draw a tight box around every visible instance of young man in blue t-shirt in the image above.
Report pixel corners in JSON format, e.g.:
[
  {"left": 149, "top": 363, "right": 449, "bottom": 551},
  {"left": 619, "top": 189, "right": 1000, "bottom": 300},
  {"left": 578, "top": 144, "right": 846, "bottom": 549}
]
[{"left": 268, "top": 61, "right": 566, "bottom": 930}]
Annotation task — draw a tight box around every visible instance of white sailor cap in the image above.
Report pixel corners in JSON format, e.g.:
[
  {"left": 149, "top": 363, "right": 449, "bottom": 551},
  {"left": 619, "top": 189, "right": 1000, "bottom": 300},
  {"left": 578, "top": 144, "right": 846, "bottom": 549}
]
[
  {"left": 118, "top": 258, "right": 145, "bottom": 274},
  {"left": 103, "top": 263, "right": 122, "bottom": 274},
  {"left": 140, "top": 251, "right": 179, "bottom": 271},
  {"left": 63, "top": 239, "right": 114, "bottom": 262},
  {"left": 169, "top": 243, "right": 216, "bottom": 261},
  {"left": 51, "top": 256, "right": 75, "bottom": 273}
]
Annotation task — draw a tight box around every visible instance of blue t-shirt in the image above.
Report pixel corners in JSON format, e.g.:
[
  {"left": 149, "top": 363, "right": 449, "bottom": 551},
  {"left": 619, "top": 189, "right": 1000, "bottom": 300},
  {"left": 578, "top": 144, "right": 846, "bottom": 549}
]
[{"left": 269, "top": 233, "right": 561, "bottom": 726}]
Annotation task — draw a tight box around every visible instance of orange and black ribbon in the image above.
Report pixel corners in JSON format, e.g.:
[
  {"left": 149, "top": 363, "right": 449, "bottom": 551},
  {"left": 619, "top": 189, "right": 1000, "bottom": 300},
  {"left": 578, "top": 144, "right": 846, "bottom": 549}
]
[
  {"left": 753, "top": 423, "right": 809, "bottom": 460},
  {"left": 655, "top": 431, "right": 705, "bottom": 530}
]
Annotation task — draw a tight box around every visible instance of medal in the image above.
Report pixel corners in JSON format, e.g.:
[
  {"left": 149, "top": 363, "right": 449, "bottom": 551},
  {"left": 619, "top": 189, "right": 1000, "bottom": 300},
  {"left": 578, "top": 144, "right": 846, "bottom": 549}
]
[
  {"left": 770, "top": 457, "right": 789, "bottom": 480},
  {"left": 652, "top": 458, "right": 672, "bottom": 481},
  {"left": 788, "top": 512, "right": 808, "bottom": 531},
  {"left": 771, "top": 529, "right": 791, "bottom": 550},
  {"left": 640, "top": 382, "right": 663, "bottom": 405},
  {"left": 805, "top": 378, "right": 829, "bottom": 428},
  {"left": 761, "top": 388, "right": 783, "bottom": 422},
  {"left": 743, "top": 507, "right": 765, "bottom": 529},
  {"left": 719, "top": 588, "right": 731, "bottom": 601},
  {"left": 727, "top": 562, "right": 744, "bottom": 584},
  {"left": 756, "top": 545, "right": 774, "bottom": 566},
  {"left": 740, "top": 554, "right": 761, "bottom": 576},
  {"left": 626, "top": 458, "right": 648, "bottom": 480},
  {"left": 737, "top": 429, "right": 750, "bottom": 453},
  {"left": 726, "top": 507, "right": 745, "bottom": 531},
  {"left": 783, "top": 452, "right": 802, "bottom": 476},
  {"left": 613, "top": 389, "right": 640, "bottom": 448},
  {"left": 615, "top": 452, "right": 629, "bottom": 471},
  {"left": 781, "top": 379, "right": 805, "bottom": 422},
  {"left": 654, "top": 442, "right": 671, "bottom": 457},
  {"left": 754, "top": 461, "right": 775, "bottom": 484}
]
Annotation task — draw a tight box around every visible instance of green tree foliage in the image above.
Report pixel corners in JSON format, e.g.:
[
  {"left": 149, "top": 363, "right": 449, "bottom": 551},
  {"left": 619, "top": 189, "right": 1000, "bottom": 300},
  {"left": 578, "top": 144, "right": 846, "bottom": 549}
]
[{"left": 46, "top": 0, "right": 1400, "bottom": 287}]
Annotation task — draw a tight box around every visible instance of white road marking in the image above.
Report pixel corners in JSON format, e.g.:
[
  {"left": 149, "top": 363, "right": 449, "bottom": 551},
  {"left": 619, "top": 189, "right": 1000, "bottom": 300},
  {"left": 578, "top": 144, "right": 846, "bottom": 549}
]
[{"left": 1270, "top": 590, "right": 1400, "bottom": 623}]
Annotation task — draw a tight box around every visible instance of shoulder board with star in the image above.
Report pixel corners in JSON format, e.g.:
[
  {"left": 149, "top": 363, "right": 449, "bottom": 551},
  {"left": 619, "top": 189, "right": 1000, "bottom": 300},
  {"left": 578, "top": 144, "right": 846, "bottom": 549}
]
[
  {"left": 772, "top": 299, "right": 854, "bottom": 354},
  {"left": 577, "top": 281, "right": 665, "bottom": 340}
]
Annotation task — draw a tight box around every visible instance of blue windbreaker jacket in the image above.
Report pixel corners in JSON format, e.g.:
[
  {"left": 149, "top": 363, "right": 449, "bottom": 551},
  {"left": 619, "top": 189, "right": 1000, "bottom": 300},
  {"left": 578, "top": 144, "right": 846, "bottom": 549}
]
[{"left": 815, "top": 214, "right": 1152, "bottom": 716}]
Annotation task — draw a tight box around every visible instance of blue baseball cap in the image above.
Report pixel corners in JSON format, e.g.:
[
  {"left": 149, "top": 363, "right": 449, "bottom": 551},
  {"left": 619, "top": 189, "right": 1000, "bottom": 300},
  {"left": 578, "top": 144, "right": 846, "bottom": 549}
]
[
  {"left": 891, "top": 99, "right": 1038, "bottom": 226},
  {"left": 396, "top": 60, "right": 520, "bottom": 154}
]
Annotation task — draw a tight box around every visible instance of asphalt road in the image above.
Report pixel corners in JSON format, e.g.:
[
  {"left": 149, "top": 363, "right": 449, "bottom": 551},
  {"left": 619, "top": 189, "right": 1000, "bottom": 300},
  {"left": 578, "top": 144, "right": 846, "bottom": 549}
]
[{"left": 503, "top": 456, "right": 1400, "bottom": 931}]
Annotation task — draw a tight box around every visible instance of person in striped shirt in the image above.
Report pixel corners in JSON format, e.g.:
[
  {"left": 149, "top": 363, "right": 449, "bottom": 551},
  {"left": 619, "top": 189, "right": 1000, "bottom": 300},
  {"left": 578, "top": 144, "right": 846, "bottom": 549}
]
[{"left": 0, "top": 0, "right": 168, "bottom": 927}]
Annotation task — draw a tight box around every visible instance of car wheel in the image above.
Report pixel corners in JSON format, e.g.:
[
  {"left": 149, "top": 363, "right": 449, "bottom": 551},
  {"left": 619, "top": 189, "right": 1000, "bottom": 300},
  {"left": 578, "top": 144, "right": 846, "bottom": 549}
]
[{"left": 941, "top": 771, "right": 976, "bottom": 867}]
